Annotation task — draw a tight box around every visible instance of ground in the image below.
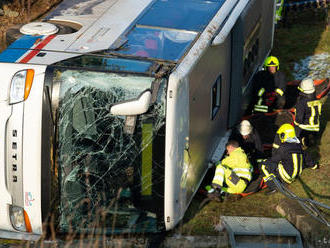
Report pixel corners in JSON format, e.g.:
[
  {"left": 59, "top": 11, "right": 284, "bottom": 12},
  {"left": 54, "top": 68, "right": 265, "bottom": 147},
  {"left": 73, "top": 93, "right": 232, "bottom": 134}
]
[{"left": 0, "top": 1, "right": 329, "bottom": 247}]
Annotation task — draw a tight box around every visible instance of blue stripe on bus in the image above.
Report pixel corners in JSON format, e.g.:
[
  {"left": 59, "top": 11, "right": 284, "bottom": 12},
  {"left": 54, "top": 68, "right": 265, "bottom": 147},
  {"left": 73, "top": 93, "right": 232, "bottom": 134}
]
[
  {"left": 0, "top": 35, "right": 43, "bottom": 62},
  {"left": 0, "top": 48, "right": 28, "bottom": 62}
]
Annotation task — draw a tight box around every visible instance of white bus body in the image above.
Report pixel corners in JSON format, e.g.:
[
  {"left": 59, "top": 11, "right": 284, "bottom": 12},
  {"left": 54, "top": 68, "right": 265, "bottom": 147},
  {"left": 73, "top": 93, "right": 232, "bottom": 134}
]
[{"left": 0, "top": 0, "right": 276, "bottom": 239}]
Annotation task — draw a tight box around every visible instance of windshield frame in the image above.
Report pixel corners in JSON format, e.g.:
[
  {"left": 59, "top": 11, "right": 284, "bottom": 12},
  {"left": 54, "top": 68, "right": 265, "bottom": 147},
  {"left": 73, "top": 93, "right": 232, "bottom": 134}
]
[{"left": 44, "top": 65, "right": 167, "bottom": 234}]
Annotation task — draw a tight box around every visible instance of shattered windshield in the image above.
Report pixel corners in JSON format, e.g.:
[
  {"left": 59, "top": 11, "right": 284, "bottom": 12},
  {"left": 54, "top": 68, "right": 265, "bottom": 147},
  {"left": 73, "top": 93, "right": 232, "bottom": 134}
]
[{"left": 53, "top": 69, "right": 166, "bottom": 233}]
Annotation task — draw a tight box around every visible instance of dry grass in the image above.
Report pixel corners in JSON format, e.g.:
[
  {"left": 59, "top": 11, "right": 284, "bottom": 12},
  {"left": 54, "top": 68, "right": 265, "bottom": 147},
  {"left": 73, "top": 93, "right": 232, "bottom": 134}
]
[{"left": 0, "top": 0, "right": 62, "bottom": 51}]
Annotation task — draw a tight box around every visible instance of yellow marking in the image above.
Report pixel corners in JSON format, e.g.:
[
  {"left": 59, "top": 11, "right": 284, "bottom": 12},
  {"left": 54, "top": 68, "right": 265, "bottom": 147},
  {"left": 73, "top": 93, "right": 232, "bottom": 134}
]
[
  {"left": 275, "top": 88, "right": 284, "bottom": 96},
  {"left": 292, "top": 154, "right": 298, "bottom": 178},
  {"left": 278, "top": 164, "right": 292, "bottom": 184},
  {"left": 141, "top": 123, "right": 153, "bottom": 196},
  {"left": 299, "top": 154, "right": 303, "bottom": 175}
]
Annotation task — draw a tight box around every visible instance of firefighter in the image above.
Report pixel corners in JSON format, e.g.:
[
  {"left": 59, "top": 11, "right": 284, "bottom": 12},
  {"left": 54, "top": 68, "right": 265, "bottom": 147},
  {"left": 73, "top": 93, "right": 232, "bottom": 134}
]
[
  {"left": 252, "top": 56, "right": 287, "bottom": 113},
  {"left": 211, "top": 140, "right": 253, "bottom": 194},
  {"left": 294, "top": 78, "right": 322, "bottom": 148},
  {"left": 231, "top": 120, "right": 264, "bottom": 167},
  {"left": 260, "top": 123, "right": 305, "bottom": 194}
]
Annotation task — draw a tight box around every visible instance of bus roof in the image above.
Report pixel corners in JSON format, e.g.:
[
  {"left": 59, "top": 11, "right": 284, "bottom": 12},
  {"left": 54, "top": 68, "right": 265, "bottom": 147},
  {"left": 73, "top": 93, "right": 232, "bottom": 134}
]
[{"left": 0, "top": 0, "right": 226, "bottom": 65}]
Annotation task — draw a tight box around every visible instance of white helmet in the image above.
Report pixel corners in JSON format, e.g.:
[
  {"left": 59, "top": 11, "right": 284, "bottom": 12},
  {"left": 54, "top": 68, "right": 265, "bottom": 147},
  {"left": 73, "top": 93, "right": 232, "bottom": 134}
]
[
  {"left": 239, "top": 120, "right": 252, "bottom": 136},
  {"left": 299, "top": 78, "right": 315, "bottom": 94}
]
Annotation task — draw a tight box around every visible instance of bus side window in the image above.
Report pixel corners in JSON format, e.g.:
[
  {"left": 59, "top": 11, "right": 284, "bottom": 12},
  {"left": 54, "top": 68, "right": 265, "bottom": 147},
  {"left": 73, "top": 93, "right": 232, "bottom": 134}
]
[{"left": 211, "top": 75, "right": 221, "bottom": 120}]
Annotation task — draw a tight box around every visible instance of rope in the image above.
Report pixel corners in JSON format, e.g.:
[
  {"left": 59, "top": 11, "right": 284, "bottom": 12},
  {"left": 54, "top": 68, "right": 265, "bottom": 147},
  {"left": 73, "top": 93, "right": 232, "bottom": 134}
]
[{"left": 270, "top": 176, "right": 330, "bottom": 227}]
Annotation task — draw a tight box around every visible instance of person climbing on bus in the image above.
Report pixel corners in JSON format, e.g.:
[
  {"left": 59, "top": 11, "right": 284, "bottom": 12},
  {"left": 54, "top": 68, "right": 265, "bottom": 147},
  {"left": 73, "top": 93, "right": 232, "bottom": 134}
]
[
  {"left": 230, "top": 120, "right": 264, "bottom": 168},
  {"left": 294, "top": 77, "right": 322, "bottom": 149},
  {"left": 260, "top": 123, "right": 305, "bottom": 194},
  {"left": 210, "top": 140, "right": 253, "bottom": 196},
  {"left": 251, "top": 56, "right": 287, "bottom": 113}
]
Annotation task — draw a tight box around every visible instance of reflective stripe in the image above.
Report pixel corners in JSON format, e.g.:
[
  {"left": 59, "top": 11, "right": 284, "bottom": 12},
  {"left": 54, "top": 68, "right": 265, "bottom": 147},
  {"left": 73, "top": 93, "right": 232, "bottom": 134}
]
[
  {"left": 254, "top": 105, "right": 268, "bottom": 112},
  {"left": 275, "top": 88, "right": 284, "bottom": 96},
  {"left": 261, "top": 164, "right": 269, "bottom": 177},
  {"left": 233, "top": 168, "right": 251, "bottom": 173},
  {"left": 278, "top": 164, "right": 293, "bottom": 184},
  {"left": 212, "top": 166, "right": 225, "bottom": 186},
  {"left": 299, "top": 154, "right": 303, "bottom": 175},
  {"left": 292, "top": 154, "right": 298, "bottom": 179},
  {"left": 295, "top": 100, "right": 322, "bottom": 131},
  {"left": 215, "top": 166, "right": 225, "bottom": 175},
  {"left": 294, "top": 121, "right": 320, "bottom": 131},
  {"left": 273, "top": 143, "right": 280, "bottom": 149},
  {"left": 213, "top": 175, "right": 224, "bottom": 183},
  {"left": 261, "top": 164, "right": 275, "bottom": 181},
  {"left": 307, "top": 100, "right": 322, "bottom": 129},
  {"left": 254, "top": 105, "right": 268, "bottom": 109},
  {"left": 235, "top": 173, "right": 252, "bottom": 181},
  {"left": 232, "top": 168, "right": 252, "bottom": 181},
  {"left": 309, "top": 101, "right": 316, "bottom": 127},
  {"left": 318, "top": 102, "right": 322, "bottom": 115},
  {"left": 258, "top": 88, "right": 265, "bottom": 97}
]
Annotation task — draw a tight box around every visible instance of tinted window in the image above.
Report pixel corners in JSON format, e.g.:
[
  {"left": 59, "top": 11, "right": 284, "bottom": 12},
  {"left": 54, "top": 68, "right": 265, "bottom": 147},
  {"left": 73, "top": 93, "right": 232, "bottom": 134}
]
[
  {"left": 138, "top": 0, "right": 225, "bottom": 31},
  {"left": 117, "top": 27, "right": 196, "bottom": 61},
  {"left": 211, "top": 75, "right": 221, "bottom": 120}
]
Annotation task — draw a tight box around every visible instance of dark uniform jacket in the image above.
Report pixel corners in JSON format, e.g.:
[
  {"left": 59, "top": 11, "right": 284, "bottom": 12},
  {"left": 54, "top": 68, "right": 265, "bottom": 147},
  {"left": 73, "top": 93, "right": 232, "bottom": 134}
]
[
  {"left": 253, "top": 70, "right": 287, "bottom": 96},
  {"left": 231, "top": 129, "right": 264, "bottom": 162},
  {"left": 268, "top": 140, "right": 304, "bottom": 183},
  {"left": 252, "top": 70, "right": 287, "bottom": 111},
  {"left": 294, "top": 92, "right": 322, "bottom": 133},
  {"left": 272, "top": 135, "right": 315, "bottom": 168}
]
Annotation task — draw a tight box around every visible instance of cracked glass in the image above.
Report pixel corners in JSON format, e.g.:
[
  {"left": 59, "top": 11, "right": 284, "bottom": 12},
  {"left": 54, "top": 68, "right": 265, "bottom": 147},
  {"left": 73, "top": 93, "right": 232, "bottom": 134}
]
[{"left": 53, "top": 68, "right": 166, "bottom": 233}]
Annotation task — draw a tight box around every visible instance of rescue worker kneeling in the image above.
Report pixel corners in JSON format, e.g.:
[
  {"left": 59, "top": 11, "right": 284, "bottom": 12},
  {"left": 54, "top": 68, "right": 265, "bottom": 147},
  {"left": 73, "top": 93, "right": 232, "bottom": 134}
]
[
  {"left": 211, "top": 140, "right": 253, "bottom": 194},
  {"left": 261, "top": 124, "right": 304, "bottom": 194}
]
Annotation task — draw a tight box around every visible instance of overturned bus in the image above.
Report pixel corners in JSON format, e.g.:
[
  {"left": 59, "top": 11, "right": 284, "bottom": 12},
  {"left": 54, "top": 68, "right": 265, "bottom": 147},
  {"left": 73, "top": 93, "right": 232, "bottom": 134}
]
[{"left": 0, "top": 0, "right": 276, "bottom": 240}]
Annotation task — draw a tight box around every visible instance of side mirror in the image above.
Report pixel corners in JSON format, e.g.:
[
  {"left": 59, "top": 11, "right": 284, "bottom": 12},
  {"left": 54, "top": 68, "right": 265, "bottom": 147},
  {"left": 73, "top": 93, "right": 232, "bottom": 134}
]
[{"left": 110, "top": 90, "right": 152, "bottom": 116}]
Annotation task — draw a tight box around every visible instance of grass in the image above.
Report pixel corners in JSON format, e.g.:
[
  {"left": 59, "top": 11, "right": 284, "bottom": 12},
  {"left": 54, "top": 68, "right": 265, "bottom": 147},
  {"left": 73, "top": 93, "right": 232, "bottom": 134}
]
[
  {"left": 272, "top": 8, "right": 330, "bottom": 80},
  {"left": 177, "top": 8, "right": 330, "bottom": 237}
]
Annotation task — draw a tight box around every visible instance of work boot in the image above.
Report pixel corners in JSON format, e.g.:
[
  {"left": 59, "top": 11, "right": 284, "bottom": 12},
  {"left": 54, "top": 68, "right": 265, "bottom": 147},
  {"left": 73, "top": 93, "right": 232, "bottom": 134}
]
[{"left": 207, "top": 188, "right": 222, "bottom": 202}]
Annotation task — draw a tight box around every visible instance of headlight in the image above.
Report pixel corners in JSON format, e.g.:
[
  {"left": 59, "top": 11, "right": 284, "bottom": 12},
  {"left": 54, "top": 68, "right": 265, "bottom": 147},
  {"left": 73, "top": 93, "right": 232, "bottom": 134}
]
[
  {"left": 9, "top": 69, "right": 35, "bottom": 104},
  {"left": 9, "top": 205, "right": 32, "bottom": 232}
]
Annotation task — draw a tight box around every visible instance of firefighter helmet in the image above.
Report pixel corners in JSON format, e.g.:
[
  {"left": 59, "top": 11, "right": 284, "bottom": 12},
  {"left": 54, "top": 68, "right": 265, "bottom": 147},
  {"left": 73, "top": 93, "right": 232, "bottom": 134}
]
[
  {"left": 298, "top": 78, "right": 315, "bottom": 94},
  {"left": 277, "top": 123, "right": 296, "bottom": 142},
  {"left": 264, "top": 56, "right": 279, "bottom": 70}
]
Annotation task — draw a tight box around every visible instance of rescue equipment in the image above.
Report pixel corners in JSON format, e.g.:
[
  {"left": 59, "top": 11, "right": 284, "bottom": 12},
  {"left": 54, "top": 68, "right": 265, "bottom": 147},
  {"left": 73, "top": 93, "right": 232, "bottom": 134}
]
[{"left": 266, "top": 175, "right": 330, "bottom": 228}]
